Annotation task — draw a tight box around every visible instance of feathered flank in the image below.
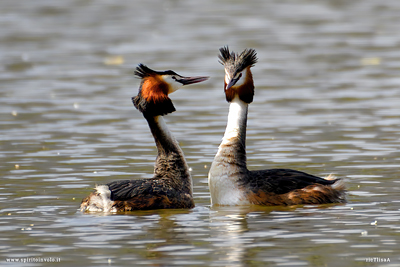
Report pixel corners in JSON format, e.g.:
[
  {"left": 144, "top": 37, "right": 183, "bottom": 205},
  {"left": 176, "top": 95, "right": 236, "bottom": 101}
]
[{"left": 218, "top": 46, "right": 258, "bottom": 73}]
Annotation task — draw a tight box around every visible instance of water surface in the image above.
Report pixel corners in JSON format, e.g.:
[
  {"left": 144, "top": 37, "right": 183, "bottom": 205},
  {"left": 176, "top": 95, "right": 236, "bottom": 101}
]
[{"left": 1, "top": 0, "right": 400, "bottom": 266}]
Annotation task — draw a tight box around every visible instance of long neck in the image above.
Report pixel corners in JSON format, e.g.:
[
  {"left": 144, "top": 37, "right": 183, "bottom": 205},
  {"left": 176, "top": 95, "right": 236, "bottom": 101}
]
[
  {"left": 144, "top": 115, "right": 193, "bottom": 195},
  {"left": 215, "top": 97, "right": 248, "bottom": 170}
]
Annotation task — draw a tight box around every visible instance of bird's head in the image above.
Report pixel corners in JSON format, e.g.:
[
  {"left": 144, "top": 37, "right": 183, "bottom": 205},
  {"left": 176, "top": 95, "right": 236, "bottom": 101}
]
[
  {"left": 133, "top": 64, "right": 208, "bottom": 116},
  {"left": 218, "top": 46, "right": 258, "bottom": 103}
]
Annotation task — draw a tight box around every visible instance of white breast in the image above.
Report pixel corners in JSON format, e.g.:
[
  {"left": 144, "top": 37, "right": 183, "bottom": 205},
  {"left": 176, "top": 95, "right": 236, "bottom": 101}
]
[
  {"left": 208, "top": 162, "right": 250, "bottom": 206},
  {"left": 208, "top": 97, "right": 250, "bottom": 206}
]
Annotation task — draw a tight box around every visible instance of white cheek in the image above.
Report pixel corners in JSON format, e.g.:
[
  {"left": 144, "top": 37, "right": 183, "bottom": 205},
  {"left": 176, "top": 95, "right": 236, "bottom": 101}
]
[
  {"left": 236, "top": 71, "right": 247, "bottom": 86},
  {"left": 163, "top": 76, "right": 182, "bottom": 93},
  {"left": 225, "top": 70, "right": 231, "bottom": 84},
  {"left": 225, "top": 71, "right": 247, "bottom": 87},
  {"left": 225, "top": 75, "right": 230, "bottom": 85},
  {"left": 169, "top": 82, "right": 181, "bottom": 93}
]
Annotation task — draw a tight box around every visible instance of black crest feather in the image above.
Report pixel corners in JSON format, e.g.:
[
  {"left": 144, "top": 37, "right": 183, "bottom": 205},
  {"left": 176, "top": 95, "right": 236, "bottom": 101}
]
[
  {"left": 134, "top": 64, "right": 157, "bottom": 78},
  {"left": 135, "top": 64, "right": 179, "bottom": 78},
  {"left": 218, "top": 46, "right": 258, "bottom": 73}
]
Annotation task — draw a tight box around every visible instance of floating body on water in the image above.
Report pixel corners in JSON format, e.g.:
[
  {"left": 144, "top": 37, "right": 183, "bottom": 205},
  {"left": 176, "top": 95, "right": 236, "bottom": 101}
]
[
  {"left": 80, "top": 64, "right": 208, "bottom": 212},
  {"left": 208, "top": 47, "right": 346, "bottom": 206}
]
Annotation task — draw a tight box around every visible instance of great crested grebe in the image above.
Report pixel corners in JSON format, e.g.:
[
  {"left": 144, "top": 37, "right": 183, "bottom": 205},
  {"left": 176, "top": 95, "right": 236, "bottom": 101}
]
[
  {"left": 208, "top": 46, "right": 346, "bottom": 206},
  {"left": 80, "top": 64, "right": 208, "bottom": 212}
]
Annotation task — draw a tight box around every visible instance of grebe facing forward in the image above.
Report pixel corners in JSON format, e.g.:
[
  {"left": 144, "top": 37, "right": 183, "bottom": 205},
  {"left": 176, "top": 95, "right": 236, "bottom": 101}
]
[
  {"left": 81, "top": 64, "right": 208, "bottom": 212},
  {"left": 208, "top": 46, "right": 346, "bottom": 206}
]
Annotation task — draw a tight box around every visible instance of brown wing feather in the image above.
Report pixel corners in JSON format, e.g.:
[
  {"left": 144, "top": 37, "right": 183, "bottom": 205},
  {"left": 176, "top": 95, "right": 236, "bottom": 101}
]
[
  {"left": 241, "top": 169, "right": 345, "bottom": 205},
  {"left": 106, "top": 179, "right": 194, "bottom": 211}
]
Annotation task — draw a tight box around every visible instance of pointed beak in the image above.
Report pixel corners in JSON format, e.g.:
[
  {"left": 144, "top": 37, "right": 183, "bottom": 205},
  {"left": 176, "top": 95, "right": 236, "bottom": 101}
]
[
  {"left": 177, "top": 76, "right": 209, "bottom": 85},
  {"left": 226, "top": 78, "right": 239, "bottom": 90},
  {"left": 225, "top": 73, "right": 242, "bottom": 90}
]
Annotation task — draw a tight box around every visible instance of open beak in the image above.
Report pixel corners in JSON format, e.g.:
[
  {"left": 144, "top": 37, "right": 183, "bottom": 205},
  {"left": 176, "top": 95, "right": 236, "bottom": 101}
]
[{"left": 178, "top": 76, "right": 209, "bottom": 85}]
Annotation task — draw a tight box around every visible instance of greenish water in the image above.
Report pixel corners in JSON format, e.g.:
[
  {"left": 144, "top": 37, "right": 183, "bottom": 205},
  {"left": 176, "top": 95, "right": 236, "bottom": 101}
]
[{"left": 1, "top": 0, "right": 399, "bottom": 266}]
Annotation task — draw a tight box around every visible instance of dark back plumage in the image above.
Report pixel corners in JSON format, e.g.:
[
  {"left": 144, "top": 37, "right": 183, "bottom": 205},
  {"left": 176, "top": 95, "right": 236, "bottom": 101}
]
[{"left": 218, "top": 46, "right": 258, "bottom": 75}]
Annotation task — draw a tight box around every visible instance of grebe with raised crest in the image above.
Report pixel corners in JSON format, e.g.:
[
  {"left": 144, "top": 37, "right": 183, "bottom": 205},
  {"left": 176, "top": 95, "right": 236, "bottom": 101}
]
[
  {"left": 208, "top": 46, "right": 346, "bottom": 206},
  {"left": 81, "top": 64, "right": 208, "bottom": 212}
]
